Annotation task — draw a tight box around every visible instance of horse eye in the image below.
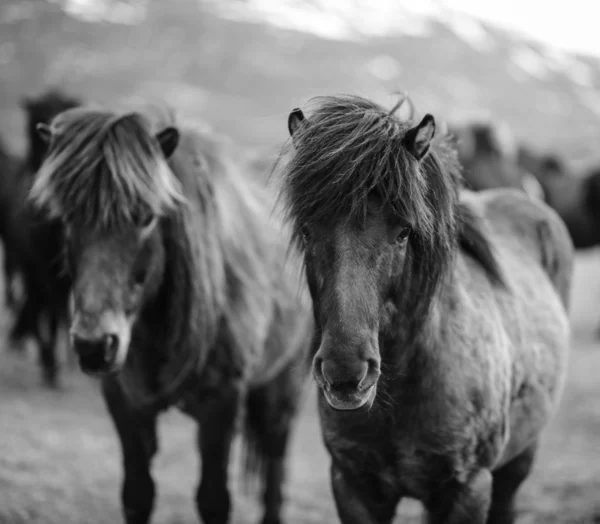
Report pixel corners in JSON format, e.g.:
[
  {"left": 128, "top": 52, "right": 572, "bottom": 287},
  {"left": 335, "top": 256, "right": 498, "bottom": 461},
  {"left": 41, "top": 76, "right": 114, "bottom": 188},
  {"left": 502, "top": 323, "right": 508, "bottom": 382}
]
[
  {"left": 396, "top": 227, "right": 410, "bottom": 243},
  {"left": 132, "top": 265, "right": 148, "bottom": 286},
  {"left": 300, "top": 225, "right": 311, "bottom": 244}
]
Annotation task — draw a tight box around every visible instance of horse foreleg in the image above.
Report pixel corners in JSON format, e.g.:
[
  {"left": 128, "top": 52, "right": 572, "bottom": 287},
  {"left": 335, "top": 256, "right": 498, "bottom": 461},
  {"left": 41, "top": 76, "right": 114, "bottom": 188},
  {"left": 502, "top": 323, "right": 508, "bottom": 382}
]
[
  {"left": 102, "top": 376, "right": 159, "bottom": 524},
  {"left": 425, "top": 469, "right": 493, "bottom": 524},
  {"left": 195, "top": 386, "right": 240, "bottom": 524},
  {"left": 330, "top": 464, "right": 401, "bottom": 524},
  {"left": 487, "top": 443, "right": 537, "bottom": 524}
]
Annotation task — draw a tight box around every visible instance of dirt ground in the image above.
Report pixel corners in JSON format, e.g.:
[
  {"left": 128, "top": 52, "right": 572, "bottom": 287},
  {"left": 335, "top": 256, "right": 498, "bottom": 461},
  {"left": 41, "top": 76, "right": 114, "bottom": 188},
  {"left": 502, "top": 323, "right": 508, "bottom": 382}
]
[{"left": 0, "top": 250, "right": 600, "bottom": 524}]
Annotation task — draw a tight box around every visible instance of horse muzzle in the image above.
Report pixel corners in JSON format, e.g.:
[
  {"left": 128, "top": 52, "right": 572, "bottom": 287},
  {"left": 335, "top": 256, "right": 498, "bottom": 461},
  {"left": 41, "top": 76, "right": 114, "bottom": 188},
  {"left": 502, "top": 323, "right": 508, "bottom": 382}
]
[
  {"left": 314, "top": 355, "right": 380, "bottom": 411},
  {"left": 323, "top": 382, "right": 377, "bottom": 411},
  {"left": 70, "top": 333, "right": 121, "bottom": 375}
]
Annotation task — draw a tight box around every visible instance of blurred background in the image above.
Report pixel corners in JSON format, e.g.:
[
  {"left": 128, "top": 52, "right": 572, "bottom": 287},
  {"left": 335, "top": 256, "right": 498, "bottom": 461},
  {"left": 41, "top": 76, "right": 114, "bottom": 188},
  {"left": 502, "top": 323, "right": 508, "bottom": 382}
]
[{"left": 1, "top": 1, "right": 600, "bottom": 523}]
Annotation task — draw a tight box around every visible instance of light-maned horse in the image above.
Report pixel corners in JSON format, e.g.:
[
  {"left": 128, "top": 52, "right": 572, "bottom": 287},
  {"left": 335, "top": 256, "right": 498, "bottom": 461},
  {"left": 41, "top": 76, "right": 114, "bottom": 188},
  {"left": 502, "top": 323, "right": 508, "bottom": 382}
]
[
  {"left": 278, "top": 95, "right": 573, "bottom": 524},
  {"left": 451, "top": 119, "right": 544, "bottom": 200},
  {"left": 30, "top": 104, "right": 313, "bottom": 524}
]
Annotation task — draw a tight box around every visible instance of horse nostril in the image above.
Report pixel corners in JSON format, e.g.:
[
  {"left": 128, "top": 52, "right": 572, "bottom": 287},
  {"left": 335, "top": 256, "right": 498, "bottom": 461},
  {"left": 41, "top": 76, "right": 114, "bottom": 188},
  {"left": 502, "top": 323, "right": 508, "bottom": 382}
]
[
  {"left": 320, "top": 359, "right": 369, "bottom": 391},
  {"left": 104, "top": 334, "right": 119, "bottom": 360},
  {"left": 312, "top": 356, "right": 329, "bottom": 388},
  {"left": 71, "top": 334, "right": 103, "bottom": 358}
]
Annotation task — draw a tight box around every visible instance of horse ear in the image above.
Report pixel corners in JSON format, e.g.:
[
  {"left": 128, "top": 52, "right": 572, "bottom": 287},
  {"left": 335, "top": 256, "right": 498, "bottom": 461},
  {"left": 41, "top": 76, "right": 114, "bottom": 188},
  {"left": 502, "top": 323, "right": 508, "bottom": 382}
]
[
  {"left": 403, "top": 114, "right": 436, "bottom": 160},
  {"left": 288, "top": 108, "right": 310, "bottom": 148},
  {"left": 156, "top": 127, "right": 179, "bottom": 159},
  {"left": 288, "top": 108, "right": 306, "bottom": 137},
  {"left": 36, "top": 123, "right": 52, "bottom": 144}
]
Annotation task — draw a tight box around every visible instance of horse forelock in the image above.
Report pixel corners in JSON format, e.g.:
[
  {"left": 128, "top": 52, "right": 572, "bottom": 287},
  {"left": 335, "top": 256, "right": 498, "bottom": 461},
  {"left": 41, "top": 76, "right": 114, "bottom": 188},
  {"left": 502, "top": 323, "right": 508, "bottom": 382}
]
[
  {"left": 30, "top": 107, "right": 185, "bottom": 231},
  {"left": 278, "top": 94, "right": 463, "bottom": 334}
]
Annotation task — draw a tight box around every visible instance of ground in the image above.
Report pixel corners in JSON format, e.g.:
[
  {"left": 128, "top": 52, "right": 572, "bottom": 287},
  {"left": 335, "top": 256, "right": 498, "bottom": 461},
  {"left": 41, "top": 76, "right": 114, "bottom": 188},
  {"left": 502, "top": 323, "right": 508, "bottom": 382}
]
[
  {"left": 1, "top": 2, "right": 600, "bottom": 522},
  {"left": 1, "top": 251, "right": 600, "bottom": 524}
]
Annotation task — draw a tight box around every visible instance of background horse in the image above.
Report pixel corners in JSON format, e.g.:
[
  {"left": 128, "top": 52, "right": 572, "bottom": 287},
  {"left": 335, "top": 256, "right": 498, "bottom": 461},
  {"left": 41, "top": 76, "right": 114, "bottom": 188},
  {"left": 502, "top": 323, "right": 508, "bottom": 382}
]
[
  {"left": 278, "top": 95, "right": 573, "bottom": 524},
  {"left": 518, "top": 145, "right": 600, "bottom": 249},
  {"left": 0, "top": 89, "right": 81, "bottom": 386},
  {"left": 0, "top": 136, "right": 22, "bottom": 310},
  {"left": 518, "top": 146, "right": 600, "bottom": 337},
  {"left": 30, "top": 104, "right": 313, "bottom": 524},
  {"left": 451, "top": 118, "right": 544, "bottom": 200}
]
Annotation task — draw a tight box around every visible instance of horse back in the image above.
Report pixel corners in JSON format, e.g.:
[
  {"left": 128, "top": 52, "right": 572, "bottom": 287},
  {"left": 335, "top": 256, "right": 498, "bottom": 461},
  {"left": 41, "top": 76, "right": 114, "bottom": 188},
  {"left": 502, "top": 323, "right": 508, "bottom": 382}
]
[{"left": 466, "top": 188, "right": 574, "bottom": 309}]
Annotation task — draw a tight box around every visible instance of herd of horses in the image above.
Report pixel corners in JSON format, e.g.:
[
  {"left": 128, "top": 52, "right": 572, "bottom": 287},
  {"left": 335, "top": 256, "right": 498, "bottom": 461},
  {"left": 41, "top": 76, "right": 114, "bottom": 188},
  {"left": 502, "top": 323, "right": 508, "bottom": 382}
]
[{"left": 0, "top": 88, "right": 597, "bottom": 524}]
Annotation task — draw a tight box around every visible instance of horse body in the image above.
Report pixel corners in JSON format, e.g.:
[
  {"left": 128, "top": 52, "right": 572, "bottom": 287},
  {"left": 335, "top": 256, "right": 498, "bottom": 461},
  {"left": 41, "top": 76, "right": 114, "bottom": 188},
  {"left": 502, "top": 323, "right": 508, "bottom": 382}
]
[
  {"left": 318, "top": 190, "right": 571, "bottom": 517},
  {"left": 31, "top": 106, "right": 313, "bottom": 524},
  {"left": 280, "top": 95, "right": 572, "bottom": 523},
  {"left": 0, "top": 89, "right": 81, "bottom": 386},
  {"left": 538, "top": 171, "right": 600, "bottom": 249},
  {"left": 451, "top": 120, "right": 543, "bottom": 200}
]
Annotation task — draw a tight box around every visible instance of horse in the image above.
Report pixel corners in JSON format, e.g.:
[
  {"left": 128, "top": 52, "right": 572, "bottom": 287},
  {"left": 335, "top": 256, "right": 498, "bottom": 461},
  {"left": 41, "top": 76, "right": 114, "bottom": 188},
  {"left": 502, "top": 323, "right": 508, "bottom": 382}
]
[
  {"left": 450, "top": 118, "right": 544, "bottom": 200},
  {"left": 518, "top": 145, "right": 600, "bottom": 250},
  {"left": 0, "top": 89, "right": 81, "bottom": 386},
  {"left": 277, "top": 94, "right": 573, "bottom": 524},
  {"left": 0, "top": 136, "right": 22, "bottom": 310},
  {"left": 30, "top": 103, "right": 313, "bottom": 524}
]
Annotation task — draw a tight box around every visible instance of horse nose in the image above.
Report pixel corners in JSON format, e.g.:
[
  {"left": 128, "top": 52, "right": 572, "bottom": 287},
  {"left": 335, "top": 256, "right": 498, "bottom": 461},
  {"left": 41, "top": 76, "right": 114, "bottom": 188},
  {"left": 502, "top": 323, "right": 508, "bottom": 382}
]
[
  {"left": 316, "top": 357, "right": 372, "bottom": 391},
  {"left": 71, "top": 333, "right": 119, "bottom": 361}
]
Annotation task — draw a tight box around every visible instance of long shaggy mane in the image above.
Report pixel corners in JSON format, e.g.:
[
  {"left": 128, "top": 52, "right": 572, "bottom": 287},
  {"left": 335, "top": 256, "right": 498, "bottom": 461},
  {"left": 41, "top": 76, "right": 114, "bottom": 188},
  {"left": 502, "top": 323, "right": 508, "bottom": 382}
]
[
  {"left": 31, "top": 105, "right": 307, "bottom": 407},
  {"left": 277, "top": 94, "right": 503, "bottom": 336},
  {"left": 30, "top": 107, "right": 185, "bottom": 231}
]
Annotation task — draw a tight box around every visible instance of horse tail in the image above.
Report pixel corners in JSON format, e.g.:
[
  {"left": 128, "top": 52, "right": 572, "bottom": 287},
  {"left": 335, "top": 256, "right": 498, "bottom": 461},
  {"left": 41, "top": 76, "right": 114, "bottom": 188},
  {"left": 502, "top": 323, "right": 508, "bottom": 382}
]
[
  {"left": 583, "top": 169, "right": 600, "bottom": 219},
  {"left": 535, "top": 203, "right": 575, "bottom": 311},
  {"left": 239, "top": 351, "right": 311, "bottom": 497}
]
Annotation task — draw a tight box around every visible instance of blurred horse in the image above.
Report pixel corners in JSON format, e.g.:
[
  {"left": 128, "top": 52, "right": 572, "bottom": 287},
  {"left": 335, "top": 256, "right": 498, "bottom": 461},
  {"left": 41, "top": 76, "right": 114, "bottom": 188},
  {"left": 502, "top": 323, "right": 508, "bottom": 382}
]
[
  {"left": 451, "top": 118, "right": 544, "bottom": 200},
  {"left": 279, "top": 95, "right": 573, "bottom": 524},
  {"left": 518, "top": 145, "right": 600, "bottom": 249},
  {"left": 30, "top": 104, "right": 313, "bottom": 524},
  {"left": 0, "top": 89, "right": 81, "bottom": 386},
  {"left": 0, "top": 137, "right": 22, "bottom": 310}
]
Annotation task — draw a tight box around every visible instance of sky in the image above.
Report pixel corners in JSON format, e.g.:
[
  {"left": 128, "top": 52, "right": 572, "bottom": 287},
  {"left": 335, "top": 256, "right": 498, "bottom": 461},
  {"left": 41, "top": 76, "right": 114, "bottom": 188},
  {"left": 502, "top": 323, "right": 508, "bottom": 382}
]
[
  {"left": 54, "top": 0, "right": 600, "bottom": 58},
  {"left": 209, "top": 0, "right": 600, "bottom": 58},
  {"left": 443, "top": 0, "right": 600, "bottom": 57}
]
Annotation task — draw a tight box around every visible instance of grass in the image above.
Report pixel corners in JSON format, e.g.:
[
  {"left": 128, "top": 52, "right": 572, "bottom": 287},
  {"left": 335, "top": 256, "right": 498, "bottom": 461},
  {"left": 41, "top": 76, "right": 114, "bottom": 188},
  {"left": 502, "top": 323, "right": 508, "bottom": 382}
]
[{"left": 1, "top": 254, "right": 600, "bottom": 523}]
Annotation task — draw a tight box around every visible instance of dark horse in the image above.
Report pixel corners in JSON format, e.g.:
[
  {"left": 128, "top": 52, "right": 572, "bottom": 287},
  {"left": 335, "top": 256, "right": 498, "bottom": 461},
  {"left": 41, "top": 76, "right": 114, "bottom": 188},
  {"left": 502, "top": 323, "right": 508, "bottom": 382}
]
[
  {"left": 0, "top": 136, "right": 21, "bottom": 310},
  {"left": 451, "top": 119, "right": 544, "bottom": 200},
  {"left": 30, "top": 104, "right": 313, "bottom": 524},
  {"left": 278, "top": 95, "right": 573, "bottom": 523},
  {"left": 518, "top": 145, "right": 600, "bottom": 249},
  {"left": 0, "top": 89, "right": 81, "bottom": 386}
]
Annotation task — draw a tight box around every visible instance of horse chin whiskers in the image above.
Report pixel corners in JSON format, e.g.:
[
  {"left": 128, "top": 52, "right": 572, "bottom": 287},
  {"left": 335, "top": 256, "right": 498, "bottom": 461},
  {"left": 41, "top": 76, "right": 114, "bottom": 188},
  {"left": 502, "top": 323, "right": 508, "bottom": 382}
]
[{"left": 323, "top": 383, "right": 377, "bottom": 412}]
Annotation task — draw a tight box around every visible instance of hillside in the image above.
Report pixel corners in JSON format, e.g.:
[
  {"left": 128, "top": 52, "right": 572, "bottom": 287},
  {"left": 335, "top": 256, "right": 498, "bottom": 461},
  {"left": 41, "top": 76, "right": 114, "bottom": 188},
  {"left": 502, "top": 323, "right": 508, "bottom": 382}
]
[{"left": 0, "top": 0, "right": 599, "bottom": 171}]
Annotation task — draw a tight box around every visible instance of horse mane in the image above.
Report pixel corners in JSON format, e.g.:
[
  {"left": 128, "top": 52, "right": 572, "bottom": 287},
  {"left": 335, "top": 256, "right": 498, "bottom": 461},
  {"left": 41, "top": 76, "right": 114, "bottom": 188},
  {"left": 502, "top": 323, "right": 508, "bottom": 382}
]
[
  {"left": 278, "top": 94, "right": 504, "bottom": 336},
  {"left": 30, "top": 107, "right": 185, "bottom": 230},
  {"left": 32, "top": 104, "right": 302, "bottom": 406}
]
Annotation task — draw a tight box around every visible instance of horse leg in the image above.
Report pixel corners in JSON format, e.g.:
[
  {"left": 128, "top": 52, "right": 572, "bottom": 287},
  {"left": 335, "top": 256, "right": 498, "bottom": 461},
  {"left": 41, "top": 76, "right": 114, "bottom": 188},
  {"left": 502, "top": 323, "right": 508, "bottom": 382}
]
[
  {"left": 102, "top": 376, "right": 159, "bottom": 524},
  {"left": 425, "top": 469, "right": 493, "bottom": 524},
  {"left": 486, "top": 443, "right": 538, "bottom": 524},
  {"left": 39, "top": 310, "right": 59, "bottom": 387},
  {"left": 245, "top": 364, "right": 305, "bottom": 524},
  {"left": 330, "top": 465, "right": 401, "bottom": 524},
  {"left": 195, "top": 386, "right": 240, "bottom": 524},
  {"left": 3, "top": 249, "right": 19, "bottom": 310}
]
